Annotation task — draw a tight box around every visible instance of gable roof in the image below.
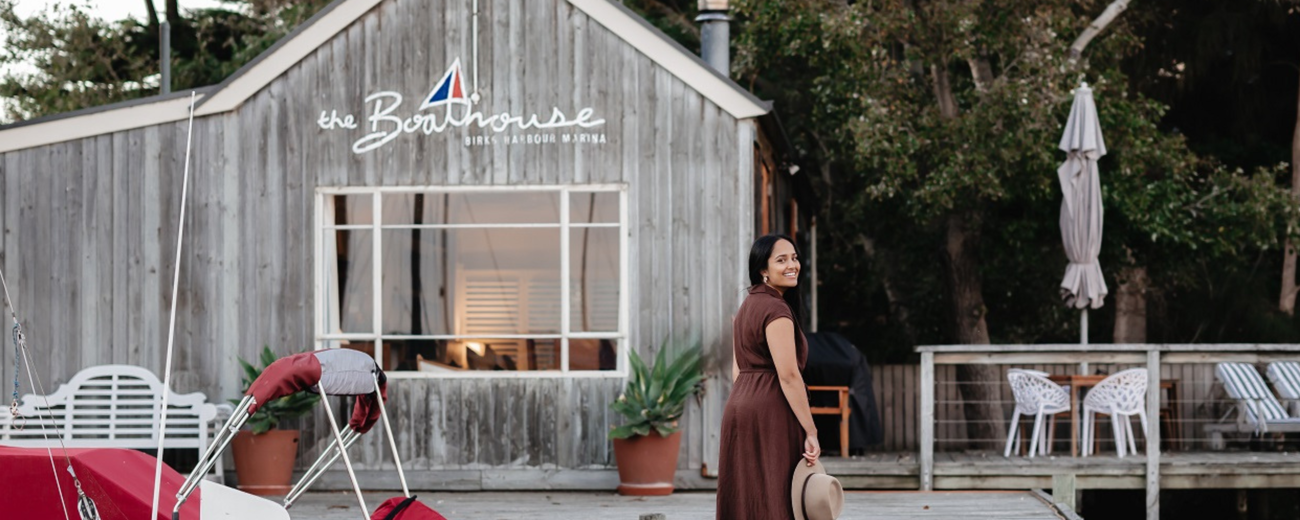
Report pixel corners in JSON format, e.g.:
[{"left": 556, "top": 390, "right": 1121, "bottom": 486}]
[{"left": 0, "top": 0, "right": 770, "bottom": 154}]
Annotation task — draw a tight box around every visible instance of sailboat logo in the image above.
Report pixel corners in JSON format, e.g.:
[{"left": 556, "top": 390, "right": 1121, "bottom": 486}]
[{"left": 419, "top": 58, "right": 470, "bottom": 110}]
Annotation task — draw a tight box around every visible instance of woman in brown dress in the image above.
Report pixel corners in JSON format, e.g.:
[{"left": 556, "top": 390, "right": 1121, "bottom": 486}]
[{"left": 717, "top": 234, "right": 820, "bottom": 519}]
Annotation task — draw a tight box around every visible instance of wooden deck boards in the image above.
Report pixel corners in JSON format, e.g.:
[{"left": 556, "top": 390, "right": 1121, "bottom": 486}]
[
  {"left": 286, "top": 490, "right": 1068, "bottom": 520},
  {"left": 822, "top": 451, "right": 1300, "bottom": 490}
]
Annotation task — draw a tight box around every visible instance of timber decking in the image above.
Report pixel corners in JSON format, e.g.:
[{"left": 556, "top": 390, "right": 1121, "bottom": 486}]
[
  {"left": 287, "top": 490, "right": 1072, "bottom": 520},
  {"left": 823, "top": 451, "right": 1300, "bottom": 490}
]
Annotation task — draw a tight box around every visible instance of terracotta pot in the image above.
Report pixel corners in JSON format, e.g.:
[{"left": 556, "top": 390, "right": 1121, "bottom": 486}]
[
  {"left": 612, "top": 430, "right": 682, "bottom": 496},
  {"left": 231, "top": 429, "right": 300, "bottom": 496}
]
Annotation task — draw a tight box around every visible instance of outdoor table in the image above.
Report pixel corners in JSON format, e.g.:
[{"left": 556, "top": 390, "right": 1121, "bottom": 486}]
[{"left": 1047, "top": 374, "right": 1180, "bottom": 457}]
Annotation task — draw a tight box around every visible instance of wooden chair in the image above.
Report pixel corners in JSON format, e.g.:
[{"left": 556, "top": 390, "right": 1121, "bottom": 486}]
[{"left": 808, "top": 386, "right": 852, "bottom": 457}]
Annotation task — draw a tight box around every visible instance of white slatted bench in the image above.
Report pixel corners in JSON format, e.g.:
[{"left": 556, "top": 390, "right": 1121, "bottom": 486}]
[{"left": 0, "top": 364, "right": 230, "bottom": 480}]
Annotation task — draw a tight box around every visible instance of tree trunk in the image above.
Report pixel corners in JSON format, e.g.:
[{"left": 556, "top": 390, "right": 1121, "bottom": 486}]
[
  {"left": 165, "top": 0, "right": 180, "bottom": 24},
  {"left": 929, "top": 56, "right": 1004, "bottom": 450},
  {"left": 930, "top": 64, "right": 959, "bottom": 120},
  {"left": 143, "top": 0, "right": 160, "bottom": 29},
  {"left": 1279, "top": 69, "right": 1300, "bottom": 315},
  {"left": 1113, "top": 265, "right": 1148, "bottom": 343},
  {"left": 942, "top": 212, "right": 1005, "bottom": 450}
]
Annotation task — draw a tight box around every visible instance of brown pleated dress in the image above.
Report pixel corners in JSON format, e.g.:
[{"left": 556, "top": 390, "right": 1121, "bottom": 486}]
[{"left": 716, "top": 284, "right": 808, "bottom": 520}]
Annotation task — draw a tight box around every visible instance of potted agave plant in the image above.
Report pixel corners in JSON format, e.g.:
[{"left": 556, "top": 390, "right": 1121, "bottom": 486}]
[
  {"left": 230, "top": 346, "right": 320, "bottom": 496},
  {"left": 609, "top": 340, "right": 703, "bottom": 496}
]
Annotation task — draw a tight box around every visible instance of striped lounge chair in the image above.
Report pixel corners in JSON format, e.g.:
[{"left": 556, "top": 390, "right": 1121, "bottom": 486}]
[
  {"left": 1212, "top": 362, "right": 1300, "bottom": 436},
  {"left": 1266, "top": 361, "right": 1300, "bottom": 415}
]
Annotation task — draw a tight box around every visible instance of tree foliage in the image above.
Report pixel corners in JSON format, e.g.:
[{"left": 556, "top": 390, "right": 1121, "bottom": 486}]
[
  {"left": 0, "top": 0, "right": 329, "bottom": 122},
  {"left": 720, "top": 0, "right": 1299, "bottom": 358}
]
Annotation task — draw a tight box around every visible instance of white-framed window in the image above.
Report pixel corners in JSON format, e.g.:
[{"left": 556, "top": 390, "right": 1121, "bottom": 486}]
[{"left": 314, "top": 185, "right": 628, "bottom": 378}]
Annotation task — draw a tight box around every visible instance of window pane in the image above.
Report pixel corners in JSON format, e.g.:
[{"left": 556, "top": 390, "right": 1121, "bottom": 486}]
[
  {"left": 570, "top": 227, "right": 619, "bottom": 332},
  {"left": 450, "top": 192, "right": 560, "bottom": 224},
  {"left": 406, "top": 338, "right": 559, "bottom": 372},
  {"left": 380, "top": 193, "right": 446, "bottom": 226},
  {"left": 568, "top": 339, "right": 618, "bottom": 371},
  {"left": 379, "top": 229, "right": 451, "bottom": 336},
  {"left": 333, "top": 229, "right": 374, "bottom": 333},
  {"left": 382, "top": 192, "right": 561, "bottom": 225},
  {"left": 570, "top": 191, "right": 618, "bottom": 224},
  {"left": 449, "top": 228, "right": 561, "bottom": 335},
  {"left": 330, "top": 194, "right": 374, "bottom": 226}
]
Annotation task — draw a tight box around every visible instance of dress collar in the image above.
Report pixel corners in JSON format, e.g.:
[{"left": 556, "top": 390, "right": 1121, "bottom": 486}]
[{"left": 748, "top": 284, "right": 784, "bottom": 299}]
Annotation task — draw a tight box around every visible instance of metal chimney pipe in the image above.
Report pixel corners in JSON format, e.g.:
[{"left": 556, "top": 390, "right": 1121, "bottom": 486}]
[{"left": 696, "top": 0, "right": 731, "bottom": 76}]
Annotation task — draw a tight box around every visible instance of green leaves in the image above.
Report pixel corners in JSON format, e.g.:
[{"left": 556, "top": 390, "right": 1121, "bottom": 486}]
[
  {"left": 723, "top": 0, "right": 1300, "bottom": 350},
  {"left": 608, "top": 339, "right": 703, "bottom": 440},
  {"left": 0, "top": 0, "right": 330, "bottom": 122},
  {"left": 231, "top": 346, "right": 320, "bottom": 435}
]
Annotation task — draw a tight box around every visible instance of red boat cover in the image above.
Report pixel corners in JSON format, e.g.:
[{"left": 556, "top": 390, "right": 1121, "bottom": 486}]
[
  {"left": 0, "top": 446, "right": 201, "bottom": 520},
  {"left": 371, "top": 496, "right": 448, "bottom": 520},
  {"left": 245, "top": 349, "right": 388, "bottom": 434}
]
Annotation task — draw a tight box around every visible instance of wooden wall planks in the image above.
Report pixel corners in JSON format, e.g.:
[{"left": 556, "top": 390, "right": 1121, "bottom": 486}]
[{"left": 0, "top": 0, "right": 758, "bottom": 477}]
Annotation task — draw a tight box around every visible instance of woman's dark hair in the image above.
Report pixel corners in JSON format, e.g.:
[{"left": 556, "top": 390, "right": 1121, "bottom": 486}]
[{"left": 747, "top": 234, "right": 804, "bottom": 323}]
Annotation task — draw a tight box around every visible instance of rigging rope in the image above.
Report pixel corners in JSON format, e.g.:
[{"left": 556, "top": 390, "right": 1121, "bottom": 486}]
[
  {"left": 151, "top": 91, "right": 198, "bottom": 520},
  {"left": 11, "top": 324, "right": 24, "bottom": 428}
]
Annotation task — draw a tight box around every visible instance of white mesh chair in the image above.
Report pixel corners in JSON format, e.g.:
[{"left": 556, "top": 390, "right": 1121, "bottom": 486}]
[
  {"left": 1004, "top": 369, "right": 1070, "bottom": 458},
  {"left": 1266, "top": 361, "right": 1300, "bottom": 416},
  {"left": 1082, "top": 368, "right": 1148, "bottom": 458}
]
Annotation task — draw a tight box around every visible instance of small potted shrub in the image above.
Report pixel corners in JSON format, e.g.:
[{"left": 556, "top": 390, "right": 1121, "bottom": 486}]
[
  {"left": 230, "top": 346, "right": 320, "bottom": 495},
  {"left": 609, "top": 340, "right": 703, "bottom": 496}
]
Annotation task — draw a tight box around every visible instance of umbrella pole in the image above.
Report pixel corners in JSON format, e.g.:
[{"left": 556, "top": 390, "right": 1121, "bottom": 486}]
[{"left": 1080, "top": 309, "right": 1090, "bottom": 375}]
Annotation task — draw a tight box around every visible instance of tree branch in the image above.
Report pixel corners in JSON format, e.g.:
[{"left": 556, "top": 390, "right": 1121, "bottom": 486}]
[
  {"left": 968, "top": 57, "right": 994, "bottom": 93},
  {"left": 1068, "top": 0, "right": 1131, "bottom": 65},
  {"left": 143, "top": 0, "right": 159, "bottom": 29},
  {"left": 931, "top": 63, "right": 959, "bottom": 119}
]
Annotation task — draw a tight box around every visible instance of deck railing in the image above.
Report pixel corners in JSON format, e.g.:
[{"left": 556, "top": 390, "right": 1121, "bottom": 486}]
[{"left": 915, "top": 344, "right": 1300, "bottom": 520}]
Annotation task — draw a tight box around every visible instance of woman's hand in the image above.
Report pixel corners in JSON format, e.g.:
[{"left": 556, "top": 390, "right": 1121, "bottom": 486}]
[{"left": 803, "top": 432, "right": 821, "bottom": 466}]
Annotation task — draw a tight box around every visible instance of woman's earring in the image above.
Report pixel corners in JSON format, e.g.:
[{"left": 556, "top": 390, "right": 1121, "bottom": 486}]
[{"left": 763, "top": 275, "right": 769, "bottom": 284}]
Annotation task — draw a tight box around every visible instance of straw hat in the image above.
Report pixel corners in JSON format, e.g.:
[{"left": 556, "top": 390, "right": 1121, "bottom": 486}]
[{"left": 791, "top": 459, "right": 844, "bottom": 520}]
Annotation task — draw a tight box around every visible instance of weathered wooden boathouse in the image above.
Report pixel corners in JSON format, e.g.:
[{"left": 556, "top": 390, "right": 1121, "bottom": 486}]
[{"left": 0, "top": 0, "right": 813, "bottom": 488}]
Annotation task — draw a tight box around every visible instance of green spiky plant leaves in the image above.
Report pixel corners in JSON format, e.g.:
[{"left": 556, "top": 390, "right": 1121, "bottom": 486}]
[
  {"left": 232, "top": 346, "right": 320, "bottom": 435},
  {"left": 608, "top": 340, "right": 704, "bottom": 440}
]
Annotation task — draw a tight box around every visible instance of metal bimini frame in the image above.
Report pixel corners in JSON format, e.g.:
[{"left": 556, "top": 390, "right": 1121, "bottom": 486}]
[{"left": 173, "top": 374, "right": 409, "bottom": 520}]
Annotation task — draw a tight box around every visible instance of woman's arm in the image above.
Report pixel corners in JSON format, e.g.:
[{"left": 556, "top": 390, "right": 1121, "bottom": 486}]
[
  {"left": 731, "top": 335, "right": 740, "bottom": 383},
  {"left": 768, "top": 317, "right": 820, "bottom": 464}
]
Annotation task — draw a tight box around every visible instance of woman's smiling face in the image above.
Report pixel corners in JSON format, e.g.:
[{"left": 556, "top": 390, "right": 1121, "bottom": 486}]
[{"left": 762, "top": 239, "right": 800, "bottom": 291}]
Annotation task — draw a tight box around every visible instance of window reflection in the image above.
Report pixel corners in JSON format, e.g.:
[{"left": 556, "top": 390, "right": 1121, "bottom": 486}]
[{"left": 323, "top": 189, "right": 620, "bottom": 373}]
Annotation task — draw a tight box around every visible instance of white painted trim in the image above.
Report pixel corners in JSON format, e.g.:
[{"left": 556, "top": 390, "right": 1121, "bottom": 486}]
[
  {"left": 193, "top": 0, "right": 385, "bottom": 116},
  {"left": 567, "top": 0, "right": 769, "bottom": 119},
  {"left": 318, "top": 184, "right": 624, "bottom": 194},
  {"left": 314, "top": 184, "right": 629, "bottom": 378},
  {"left": 0, "top": 95, "right": 203, "bottom": 154},
  {"left": 618, "top": 187, "right": 630, "bottom": 374},
  {"left": 561, "top": 189, "right": 571, "bottom": 374}
]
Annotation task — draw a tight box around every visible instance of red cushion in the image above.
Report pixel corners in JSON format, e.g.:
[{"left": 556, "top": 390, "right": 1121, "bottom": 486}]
[{"left": 370, "top": 496, "right": 448, "bottom": 520}]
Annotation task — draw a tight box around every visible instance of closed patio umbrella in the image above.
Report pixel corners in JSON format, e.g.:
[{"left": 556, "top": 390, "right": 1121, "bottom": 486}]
[{"left": 1057, "top": 83, "right": 1108, "bottom": 343}]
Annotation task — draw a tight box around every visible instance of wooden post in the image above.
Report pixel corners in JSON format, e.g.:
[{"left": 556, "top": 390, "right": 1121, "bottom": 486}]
[
  {"left": 920, "top": 351, "right": 935, "bottom": 491},
  {"left": 1052, "top": 474, "right": 1077, "bottom": 512},
  {"left": 1145, "top": 348, "right": 1161, "bottom": 520}
]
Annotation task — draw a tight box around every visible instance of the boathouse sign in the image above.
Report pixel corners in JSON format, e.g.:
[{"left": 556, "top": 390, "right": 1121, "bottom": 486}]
[{"left": 317, "top": 59, "right": 608, "bottom": 154}]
